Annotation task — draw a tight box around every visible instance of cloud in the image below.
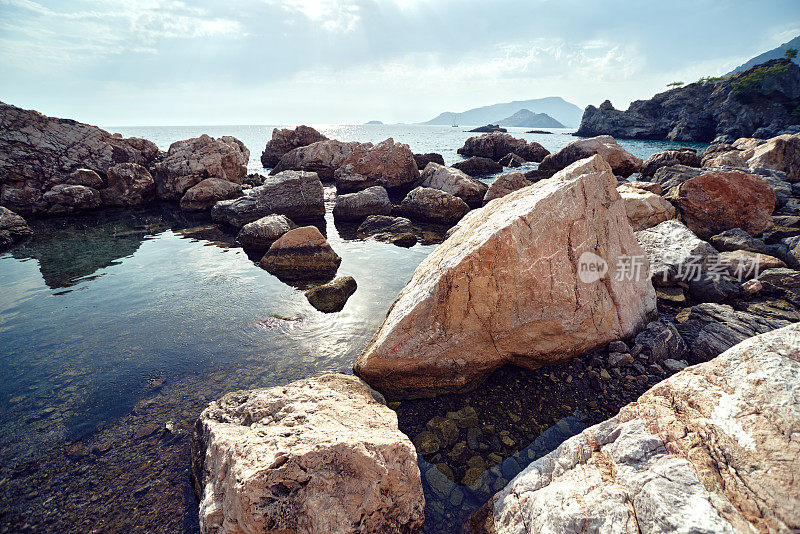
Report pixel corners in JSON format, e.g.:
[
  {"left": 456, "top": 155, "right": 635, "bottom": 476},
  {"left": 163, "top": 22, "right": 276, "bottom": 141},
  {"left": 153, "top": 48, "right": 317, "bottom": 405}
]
[{"left": 274, "top": 0, "right": 362, "bottom": 32}]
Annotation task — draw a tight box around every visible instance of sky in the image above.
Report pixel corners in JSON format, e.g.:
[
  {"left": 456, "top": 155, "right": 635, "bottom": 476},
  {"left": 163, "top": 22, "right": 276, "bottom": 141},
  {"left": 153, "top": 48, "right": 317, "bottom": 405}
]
[{"left": 1, "top": 0, "right": 799, "bottom": 126}]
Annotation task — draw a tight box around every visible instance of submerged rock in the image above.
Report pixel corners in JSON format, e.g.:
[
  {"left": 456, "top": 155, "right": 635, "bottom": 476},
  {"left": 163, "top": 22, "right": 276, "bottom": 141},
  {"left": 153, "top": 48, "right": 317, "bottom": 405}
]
[
  {"left": 191, "top": 373, "right": 425, "bottom": 534},
  {"left": 355, "top": 156, "right": 656, "bottom": 398},
  {"left": 538, "top": 135, "right": 643, "bottom": 177},
  {"left": 271, "top": 139, "right": 369, "bottom": 181},
  {"left": 260, "top": 125, "right": 328, "bottom": 168},
  {"left": 334, "top": 138, "right": 419, "bottom": 193},
  {"left": 236, "top": 214, "right": 295, "bottom": 250},
  {"left": 305, "top": 276, "right": 358, "bottom": 313},
  {"left": 0, "top": 206, "right": 33, "bottom": 250},
  {"left": 259, "top": 226, "right": 341, "bottom": 281},
  {"left": 483, "top": 173, "right": 532, "bottom": 204},
  {"left": 179, "top": 178, "right": 242, "bottom": 212},
  {"left": 472, "top": 323, "right": 800, "bottom": 533},
  {"left": 419, "top": 162, "right": 488, "bottom": 207},
  {"left": 398, "top": 187, "right": 470, "bottom": 225},
  {"left": 616, "top": 183, "right": 676, "bottom": 231},
  {"left": 332, "top": 185, "right": 391, "bottom": 221},
  {"left": 451, "top": 157, "right": 503, "bottom": 177},
  {"left": 457, "top": 132, "right": 549, "bottom": 162}
]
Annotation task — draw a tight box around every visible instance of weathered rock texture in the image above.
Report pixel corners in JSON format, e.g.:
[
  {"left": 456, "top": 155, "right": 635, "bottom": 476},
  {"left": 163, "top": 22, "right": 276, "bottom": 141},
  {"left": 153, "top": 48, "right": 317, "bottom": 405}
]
[
  {"left": 0, "top": 101, "right": 158, "bottom": 215},
  {"left": 635, "top": 219, "right": 719, "bottom": 285},
  {"left": 179, "top": 178, "right": 242, "bottom": 212},
  {"left": 702, "top": 133, "right": 800, "bottom": 183},
  {"left": 236, "top": 214, "right": 295, "bottom": 250},
  {"left": 102, "top": 163, "right": 156, "bottom": 207},
  {"left": 472, "top": 323, "right": 800, "bottom": 533},
  {"left": 332, "top": 186, "right": 391, "bottom": 221},
  {"left": 271, "top": 140, "right": 369, "bottom": 181},
  {"left": 398, "top": 187, "right": 470, "bottom": 225},
  {"left": 451, "top": 157, "right": 503, "bottom": 177},
  {"left": 413, "top": 153, "right": 445, "bottom": 169},
  {"left": 419, "top": 162, "right": 488, "bottom": 207},
  {"left": 538, "top": 135, "right": 643, "bottom": 177},
  {"left": 334, "top": 139, "right": 419, "bottom": 193},
  {"left": 305, "top": 276, "right": 358, "bottom": 313},
  {"left": 191, "top": 373, "right": 425, "bottom": 534},
  {"left": 259, "top": 226, "right": 341, "bottom": 281},
  {"left": 0, "top": 206, "right": 33, "bottom": 250},
  {"left": 457, "top": 132, "right": 549, "bottom": 162},
  {"left": 576, "top": 59, "right": 800, "bottom": 141},
  {"left": 616, "top": 183, "right": 676, "bottom": 231},
  {"left": 483, "top": 173, "right": 532, "bottom": 204},
  {"left": 640, "top": 148, "right": 701, "bottom": 177},
  {"left": 260, "top": 125, "right": 328, "bottom": 168},
  {"left": 355, "top": 156, "right": 656, "bottom": 398}
]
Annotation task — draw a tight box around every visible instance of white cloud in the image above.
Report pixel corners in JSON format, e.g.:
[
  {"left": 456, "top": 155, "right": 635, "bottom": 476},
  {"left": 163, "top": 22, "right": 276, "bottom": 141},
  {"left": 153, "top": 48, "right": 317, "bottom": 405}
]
[{"left": 268, "top": 0, "right": 361, "bottom": 32}]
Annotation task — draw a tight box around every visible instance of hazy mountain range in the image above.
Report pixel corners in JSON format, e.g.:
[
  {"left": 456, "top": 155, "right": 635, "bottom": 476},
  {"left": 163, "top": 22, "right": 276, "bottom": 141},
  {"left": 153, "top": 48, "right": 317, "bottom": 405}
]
[
  {"left": 727, "top": 34, "right": 800, "bottom": 75},
  {"left": 422, "top": 97, "right": 583, "bottom": 128}
]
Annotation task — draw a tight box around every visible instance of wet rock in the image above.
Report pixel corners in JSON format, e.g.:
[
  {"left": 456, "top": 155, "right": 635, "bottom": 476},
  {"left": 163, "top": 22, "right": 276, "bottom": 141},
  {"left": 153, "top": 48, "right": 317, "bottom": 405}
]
[
  {"left": 655, "top": 286, "right": 686, "bottom": 304},
  {"left": 483, "top": 173, "right": 532, "bottom": 204},
  {"left": 67, "top": 168, "right": 104, "bottom": 189},
  {"left": 41, "top": 184, "right": 102, "bottom": 214},
  {"left": 304, "top": 276, "right": 357, "bottom": 313},
  {"left": 0, "top": 206, "right": 33, "bottom": 250},
  {"left": 451, "top": 157, "right": 502, "bottom": 177},
  {"left": 616, "top": 183, "right": 676, "bottom": 231},
  {"left": 446, "top": 406, "right": 479, "bottom": 429},
  {"left": 709, "top": 228, "right": 769, "bottom": 254},
  {"left": 260, "top": 125, "right": 327, "bottom": 168},
  {"left": 472, "top": 323, "right": 800, "bottom": 534},
  {"left": 607, "top": 352, "right": 632, "bottom": 367},
  {"left": 259, "top": 226, "right": 341, "bottom": 281},
  {"left": 419, "top": 162, "right": 488, "bottom": 207},
  {"left": 397, "top": 186, "right": 469, "bottom": 225},
  {"left": 634, "top": 320, "right": 687, "bottom": 363},
  {"left": 101, "top": 163, "right": 156, "bottom": 207},
  {"left": 426, "top": 416, "right": 459, "bottom": 448},
  {"left": 271, "top": 139, "right": 369, "bottom": 181},
  {"left": 334, "top": 138, "right": 419, "bottom": 193},
  {"left": 191, "top": 373, "right": 424, "bottom": 534},
  {"left": 538, "top": 135, "right": 643, "bottom": 177},
  {"left": 179, "top": 178, "right": 242, "bottom": 212},
  {"left": 413, "top": 431, "right": 441, "bottom": 456},
  {"left": 236, "top": 214, "right": 295, "bottom": 250},
  {"left": 153, "top": 134, "right": 248, "bottom": 200},
  {"left": 640, "top": 148, "right": 700, "bottom": 177},
  {"left": 332, "top": 185, "right": 391, "bottom": 221},
  {"left": 211, "top": 170, "right": 324, "bottom": 227},
  {"left": 413, "top": 152, "right": 444, "bottom": 169},
  {"left": 635, "top": 219, "right": 719, "bottom": 285},
  {"left": 457, "top": 132, "right": 549, "bottom": 162},
  {"left": 354, "top": 156, "right": 656, "bottom": 398},
  {"left": 498, "top": 152, "right": 525, "bottom": 168},
  {"left": 356, "top": 215, "right": 417, "bottom": 246}
]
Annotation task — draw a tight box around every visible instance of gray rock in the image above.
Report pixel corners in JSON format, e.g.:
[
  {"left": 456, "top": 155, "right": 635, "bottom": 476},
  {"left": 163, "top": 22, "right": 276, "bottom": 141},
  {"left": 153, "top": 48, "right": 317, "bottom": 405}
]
[
  {"left": 305, "top": 276, "right": 357, "bottom": 313},
  {"left": 236, "top": 214, "right": 295, "bottom": 250},
  {"left": 398, "top": 186, "right": 469, "bottom": 224},
  {"left": 419, "top": 162, "right": 488, "bottom": 207},
  {"left": 102, "top": 163, "right": 156, "bottom": 207},
  {"left": 356, "top": 215, "right": 417, "bottom": 247},
  {"left": 607, "top": 352, "right": 632, "bottom": 367},
  {"left": 332, "top": 186, "right": 391, "bottom": 221},
  {"left": 758, "top": 267, "right": 800, "bottom": 306},
  {"left": 413, "top": 153, "right": 445, "bottom": 169},
  {"left": 635, "top": 219, "right": 719, "bottom": 285},
  {"left": 452, "top": 156, "right": 502, "bottom": 176},
  {"left": 0, "top": 206, "right": 33, "bottom": 250},
  {"left": 709, "top": 228, "right": 769, "bottom": 254},
  {"left": 662, "top": 358, "right": 687, "bottom": 372},
  {"left": 688, "top": 272, "right": 741, "bottom": 302},
  {"left": 260, "top": 125, "right": 327, "bottom": 168},
  {"left": 607, "top": 340, "right": 629, "bottom": 353},
  {"left": 640, "top": 148, "right": 700, "bottom": 177},
  {"left": 483, "top": 173, "right": 532, "bottom": 204},
  {"left": 634, "top": 320, "right": 688, "bottom": 363},
  {"left": 40, "top": 184, "right": 101, "bottom": 214}
]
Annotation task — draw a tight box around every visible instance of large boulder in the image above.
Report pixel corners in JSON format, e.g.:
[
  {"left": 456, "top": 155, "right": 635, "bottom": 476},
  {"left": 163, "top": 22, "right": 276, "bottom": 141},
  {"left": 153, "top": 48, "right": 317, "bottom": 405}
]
[
  {"left": 271, "top": 140, "right": 369, "bottom": 181},
  {"left": 640, "top": 148, "right": 700, "bottom": 177},
  {"left": 457, "top": 132, "right": 549, "bottom": 162},
  {"left": 260, "top": 125, "right": 328, "bottom": 168},
  {"left": 413, "top": 153, "right": 445, "bottom": 169},
  {"left": 538, "top": 135, "right": 643, "bottom": 177},
  {"left": 0, "top": 101, "right": 158, "bottom": 215},
  {"left": 152, "top": 135, "right": 248, "bottom": 200},
  {"left": 180, "top": 178, "right": 243, "bottom": 212},
  {"left": 191, "top": 373, "right": 425, "bottom": 534},
  {"left": 101, "top": 163, "right": 155, "bottom": 207},
  {"left": 398, "top": 187, "right": 470, "bottom": 225},
  {"left": 451, "top": 157, "right": 502, "bottom": 177},
  {"left": 334, "top": 139, "right": 419, "bottom": 193},
  {"left": 616, "top": 183, "right": 676, "bottom": 231},
  {"left": 259, "top": 226, "right": 341, "bottom": 281},
  {"left": 745, "top": 133, "right": 800, "bottom": 182},
  {"left": 483, "top": 173, "right": 532, "bottom": 204},
  {"left": 354, "top": 156, "right": 656, "bottom": 398},
  {"left": 419, "top": 162, "right": 488, "bottom": 208},
  {"left": 0, "top": 206, "right": 33, "bottom": 250},
  {"left": 332, "top": 186, "right": 391, "bottom": 221},
  {"left": 211, "top": 171, "right": 324, "bottom": 227},
  {"left": 40, "top": 184, "right": 102, "bottom": 214},
  {"left": 472, "top": 324, "right": 800, "bottom": 534},
  {"left": 672, "top": 169, "right": 775, "bottom": 239},
  {"left": 635, "top": 219, "right": 719, "bottom": 285},
  {"left": 236, "top": 214, "right": 295, "bottom": 250}
]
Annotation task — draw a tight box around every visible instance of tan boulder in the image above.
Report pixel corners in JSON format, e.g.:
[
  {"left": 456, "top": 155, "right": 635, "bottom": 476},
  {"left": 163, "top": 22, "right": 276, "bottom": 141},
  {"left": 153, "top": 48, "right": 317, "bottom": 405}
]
[
  {"left": 471, "top": 323, "right": 800, "bottom": 534},
  {"left": 334, "top": 138, "right": 419, "bottom": 193},
  {"left": 616, "top": 183, "right": 676, "bottom": 231},
  {"left": 179, "top": 178, "right": 243, "bottom": 211},
  {"left": 483, "top": 173, "right": 532, "bottom": 204},
  {"left": 538, "top": 135, "right": 643, "bottom": 177},
  {"left": 717, "top": 250, "right": 786, "bottom": 280},
  {"left": 354, "top": 156, "right": 656, "bottom": 398},
  {"left": 271, "top": 139, "right": 370, "bottom": 181},
  {"left": 260, "top": 125, "right": 327, "bottom": 167},
  {"left": 191, "top": 373, "right": 425, "bottom": 534},
  {"left": 259, "top": 226, "right": 341, "bottom": 281},
  {"left": 745, "top": 133, "right": 800, "bottom": 182},
  {"left": 419, "top": 162, "right": 488, "bottom": 207},
  {"left": 398, "top": 186, "right": 470, "bottom": 224},
  {"left": 626, "top": 180, "right": 663, "bottom": 194}
]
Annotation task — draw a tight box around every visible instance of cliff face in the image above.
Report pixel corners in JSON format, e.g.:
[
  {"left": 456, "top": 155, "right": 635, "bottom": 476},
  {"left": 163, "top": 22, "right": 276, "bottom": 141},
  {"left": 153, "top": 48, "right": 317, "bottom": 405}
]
[{"left": 576, "top": 59, "right": 800, "bottom": 142}]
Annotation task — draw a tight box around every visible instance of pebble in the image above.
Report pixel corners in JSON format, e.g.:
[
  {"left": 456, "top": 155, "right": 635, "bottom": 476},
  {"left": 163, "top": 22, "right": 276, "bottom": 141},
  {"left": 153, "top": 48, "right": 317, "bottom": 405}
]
[
  {"left": 607, "top": 340, "right": 629, "bottom": 353},
  {"left": 663, "top": 359, "right": 688, "bottom": 372},
  {"left": 413, "top": 431, "right": 441, "bottom": 456},
  {"left": 600, "top": 369, "right": 612, "bottom": 381},
  {"left": 607, "top": 352, "right": 632, "bottom": 367}
]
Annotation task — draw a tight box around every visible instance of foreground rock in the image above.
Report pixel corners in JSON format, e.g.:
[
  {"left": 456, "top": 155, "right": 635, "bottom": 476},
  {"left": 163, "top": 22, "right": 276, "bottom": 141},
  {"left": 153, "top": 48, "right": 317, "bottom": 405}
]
[
  {"left": 472, "top": 323, "right": 800, "bottom": 533},
  {"left": 305, "top": 276, "right": 358, "bottom": 313},
  {"left": 153, "top": 135, "right": 248, "bottom": 200},
  {"left": 483, "top": 173, "right": 532, "bottom": 204},
  {"left": 539, "top": 135, "right": 642, "bottom": 177},
  {"left": 0, "top": 206, "right": 33, "bottom": 250},
  {"left": 259, "top": 226, "right": 341, "bottom": 281},
  {"left": 211, "top": 171, "right": 324, "bottom": 227},
  {"left": 357, "top": 215, "right": 417, "bottom": 247},
  {"left": 635, "top": 220, "right": 718, "bottom": 285},
  {"left": 616, "top": 183, "right": 676, "bottom": 231},
  {"left": 191, "top": 373, "right": 425, "bottom": 534},
  {"left": 332, "top": 186, "right": 391, "bottom": 221},
  {"left": 271, "top": 139, "right": 369, "bottom": 181},
  {"left": 236, "top": 214, "right": 295, "bottom": 250},
  {"left": 398, "top": 187, "right": 470, "bottom": 225},
  {"left": 457, "top": 132, "right": 549, "bottom": 162},
  {"left": 640, "top": 148, "right": 700, "bottom": 177},
  {"left": 334, "top": 139, "right": 419, "bottom": 193},
  {"left": 0, "top": 101, "right": 158, "bottom": 215},
  {"left": 419, "top": 162, "right": 488, "bottom": 207},
  {"left": 179, "top": 178, "right": 242, "bottom": 212},
  {"left": 451, "top": 157, "right": 502, "bottom": 177},
  {"left": 260, "top": 125, "right": 327, "bottom": 168},
  {"left": 355, "top": 156, "right": 656, "bottom": 398}
]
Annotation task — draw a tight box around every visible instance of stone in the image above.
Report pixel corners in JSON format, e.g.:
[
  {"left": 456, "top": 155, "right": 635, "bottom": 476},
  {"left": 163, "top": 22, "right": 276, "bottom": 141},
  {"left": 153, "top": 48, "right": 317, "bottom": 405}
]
[
  {"left": 100, "top": 163, "right": 156, "bottom": 207},
  {"left": 332, "top": 186, "right": 391, "bottom": 221},
  {"left": 483, "top": 173, "right": 532, "bottom": 204},
  {"left": 413, "top": 152, "right": 444, "bottom": 169},
  {"left": 426, "top": 416, "right": 460, "bottom": 448},
  {"left": 472, "top": 324, "right": 800, "bottom": 534},
  {"left": 153, "top": 134, "right": 248, "bottom": 200},
  {"left": 0, "top": 101, "right": 158, "bottom": 215},
  {"left": 745, "top": 132, "right": 800, "bottom": 182},
  {"left": 457, "top": 132, "right": 549, "bottom": 162},
  {"left": 354, "top": 156, "right": 656, "bottom": 398},
  {"left": 41, "top": 184, "right": 101, "bottom": 214},
  {"left": 523, "top": 168, "right": 556, "bottom": 182},
  {"left": 0, "top": 206, "right": 33, "bottom": 250},
  {"left": 741, "top": 279, "right": 763, "bottom": 295},
  {"left": 651, "top": 164, "right": 703, "bottom": 197},
  {"left": 356, "top": 215, "right": 416, "bottom": 246},
  {"left": 625, "top": 180, "right": 662, "bottom": 195},
  {"left": 211, "top": 171, "right": 324, "bottom": 227},
  {"left": 419, "top": 162, "right": 488, "bottom": 207},
  {"left": 497, "top": 153, "right": 525, "bottom": 168},
  {"left": 717, "top": 250, "right": 786, "bottom": 279},
  {"left": 634, "top": 320, "right": 687, "bottom": 362},
  {"left": 179, "top": 178, "right": 242, "bottom": 212},
  {"left": 607, "top": 352, "right": 633, "bottom": 367},
  {"left": 236, "top": 215, "right": 295, "bottom": 250},
  {"left": 607, "top": 340, "right": 629, "bottom": 353},
  {"left": 709, "top": 228, "right": 769, "bottom": 254},
  {"left": 662, "top": 358, "right": 687, "bottom": 372},
  {"left": 304, "top": 276, "right": 357, "bottom": 313},
  {"left": 688, "top": 272, "right": 741, "bottom": 302},
  {"left": 191, "top": 373, "right": 424, "bottom": 534},
  {"left": 260, "top": 125, "right": 327, "bottom": 168},
  {"left": 398, "top": 187, "right": 470, "bottom": 225},
  {"left": 655, "top": 286, "right": 686, "bottom": 304},
  {"left": 538, "top": 135, "right": 643, "bottom": 177},
  {"left": 334, "top": 138, "right": 419, "bottom": 193},
  {"left": 413, "top": 431, "right": 441, "bottom": 456},
  {"left": 640, "top": 148, "right": 700, "bottom": 177},
  {"left": 758, "top": 267, "right": 800, "bottom": 306},
  {"left": 635, "top": 219, "right": 719, "bottom": 285},
  {"left": 616, "top": 183, "right": 676, "bottom": 231},
  {"left": 271, "top": 139, "right": 369, "bottom": 181},
  {"left": 672, "top": 169, "right": 775, "bottom": 239},
  {"left": 259, "top": 226, "right": 341, "bottom": 281},
  {"left": 451, "top": 157, "right": 502, "bottom": 177}
]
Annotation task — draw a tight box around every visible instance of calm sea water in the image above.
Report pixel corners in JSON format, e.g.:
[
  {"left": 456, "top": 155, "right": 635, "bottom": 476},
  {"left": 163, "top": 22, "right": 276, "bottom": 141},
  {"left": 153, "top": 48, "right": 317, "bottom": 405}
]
[{"left": 0, "top": 124, "right": 706, "bottom": 532}]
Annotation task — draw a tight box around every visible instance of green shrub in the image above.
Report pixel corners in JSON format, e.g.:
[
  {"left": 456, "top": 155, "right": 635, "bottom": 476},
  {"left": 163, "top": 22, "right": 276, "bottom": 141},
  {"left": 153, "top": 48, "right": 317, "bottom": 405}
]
[
  {"left": 785, "top": 48, "right": 798, "bottom": 60},
  {"left": 732, "top": 62, "right": 790, "bottom": 96}
]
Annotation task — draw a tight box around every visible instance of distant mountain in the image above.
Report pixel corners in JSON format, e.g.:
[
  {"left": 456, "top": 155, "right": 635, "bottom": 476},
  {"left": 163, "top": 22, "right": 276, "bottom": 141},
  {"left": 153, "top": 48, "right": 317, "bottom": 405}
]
[
  {"left": 365, "top": 120, "right": 383, "bottom": 125},
  {"left": 497, "top": 109, "right": 565, "bottom": 128},
  {"left": 727, "top": 35, "right": 800, "bottom": 75},
  {"left": 422, "top": 97, "right": 582, "bottom": 128}
]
